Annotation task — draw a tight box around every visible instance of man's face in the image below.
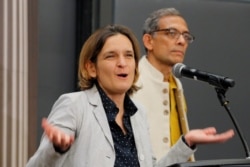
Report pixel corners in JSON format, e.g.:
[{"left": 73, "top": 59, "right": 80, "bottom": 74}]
[{"left": 145, "top": 15, "right": 191, "bottom": 67}]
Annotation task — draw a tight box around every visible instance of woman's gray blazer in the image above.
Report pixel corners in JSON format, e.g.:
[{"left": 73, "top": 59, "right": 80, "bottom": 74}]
[{"left": 26, "top": 86, "right": 194, "bottom": 167}]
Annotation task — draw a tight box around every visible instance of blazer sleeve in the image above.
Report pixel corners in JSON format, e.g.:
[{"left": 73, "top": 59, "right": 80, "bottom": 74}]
[
  {"left": 155, "top": 137, "right": 196, "bottom": 167},
  {"left": 26, "top": 93, "right": 79, "bottom": 167}
]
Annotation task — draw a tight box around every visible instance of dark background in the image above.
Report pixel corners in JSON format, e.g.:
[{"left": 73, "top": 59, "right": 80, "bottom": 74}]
[{"left": 37, "top": 0, "right": 250, "bottom": 161}]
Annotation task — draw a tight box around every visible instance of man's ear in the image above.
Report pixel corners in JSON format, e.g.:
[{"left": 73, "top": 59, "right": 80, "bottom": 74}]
[
  {"left": 142, "top": 34, "right": 153, "bottom": 51},
  {"left": 85, "top": 61, "right": 96, "bottom": 78}
]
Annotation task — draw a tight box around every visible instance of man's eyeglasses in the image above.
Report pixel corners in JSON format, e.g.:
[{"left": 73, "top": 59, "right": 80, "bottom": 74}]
[{"left": 151, "top": 28, "right": 195, "bottom": 44}]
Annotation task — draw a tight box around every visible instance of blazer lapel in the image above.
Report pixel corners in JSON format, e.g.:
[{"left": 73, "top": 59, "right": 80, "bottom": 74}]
[{"left": 86, "top": 86, "right": 114, "bottom": 150}]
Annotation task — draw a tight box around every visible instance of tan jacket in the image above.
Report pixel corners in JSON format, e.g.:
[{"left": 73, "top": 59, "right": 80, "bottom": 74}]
[{"left": 132, "top": 56, "right": 190, "bottom": 160}]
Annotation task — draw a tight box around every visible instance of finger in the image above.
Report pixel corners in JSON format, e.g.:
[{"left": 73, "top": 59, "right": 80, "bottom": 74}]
[
  {"left": 42, "top": 118, "right": 49, "bottom": 129},
  {"left": 225, "top": 129, "right": 234, "bottom": 135},
  {"left": 219, "top": 129, "right": 234, "bottom": 139},
  {"left": 61, "top": 134, "right": 70, "bottom": 146},
  {"left": 42, "top": 121, "right": 53, "bottom": 138},
  {"left": 58, "top": 134, "right": 75, "bottom": 151},
  {"left": 70, "top": 135, "right": 75, "bottom": 143},
  {"left": 55, "top": 130, "right": 62, "bottom": 145},
  {"left": 55, "top": 129, "right": 72, "bottom": 146},
  {"left": 206, "top": 129, "right": 234, "bottom": 143},
  {"left": 42, "top": 118, "right": 55, "bottom": 135},
  {"left": 203, "top": 127, "right": 217, "bottom": 135}
]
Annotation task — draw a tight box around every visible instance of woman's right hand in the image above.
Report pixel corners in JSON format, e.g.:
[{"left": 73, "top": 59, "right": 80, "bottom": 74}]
[{"left": 42, "top": 118, "right": 75, "bottom": 152}]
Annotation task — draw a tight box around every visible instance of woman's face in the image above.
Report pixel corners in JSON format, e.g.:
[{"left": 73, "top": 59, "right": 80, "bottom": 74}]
[{"left": 88, "top": 34, "right": 136, "bottom": 96}]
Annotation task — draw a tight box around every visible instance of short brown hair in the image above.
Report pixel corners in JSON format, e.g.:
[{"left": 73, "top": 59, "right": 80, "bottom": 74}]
[{"left": 78, "top": 24, "right": 141, "bottom": 95}]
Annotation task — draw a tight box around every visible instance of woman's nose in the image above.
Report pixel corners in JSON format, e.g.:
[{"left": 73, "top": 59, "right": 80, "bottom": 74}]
[{"left": 117, "top": 56, "right": 127, "bottom": 67}]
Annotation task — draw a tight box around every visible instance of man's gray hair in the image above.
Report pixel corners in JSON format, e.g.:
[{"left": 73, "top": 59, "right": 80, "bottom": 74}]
[{"left": 143, "top": 8, "right": 182, "bottom": 34}]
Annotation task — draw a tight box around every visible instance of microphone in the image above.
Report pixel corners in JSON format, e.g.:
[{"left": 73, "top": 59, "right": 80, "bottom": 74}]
[{"left": 172, "top": 63, "right": 235, "bottom": 89}]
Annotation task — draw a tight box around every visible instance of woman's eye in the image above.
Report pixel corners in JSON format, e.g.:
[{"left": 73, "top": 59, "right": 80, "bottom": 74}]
[
  {"left": 105, "top": 54, "right": 114, "bottom": 58},
  {"left": 126, "top": 54, "right": 134, "bottom": 57}
]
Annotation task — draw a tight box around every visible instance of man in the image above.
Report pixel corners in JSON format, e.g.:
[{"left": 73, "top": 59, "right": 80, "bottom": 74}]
[{"left": 132, "top": 8, "right": 233, "bottom": 161}]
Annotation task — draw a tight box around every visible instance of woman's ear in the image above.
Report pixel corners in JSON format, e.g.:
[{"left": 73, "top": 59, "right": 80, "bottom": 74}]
[
  {"left": 142, "top": 34, "right": 153, "bottom": 51},
  {"left": 85, "top": 61, "right": 97, "bottom": 78}
]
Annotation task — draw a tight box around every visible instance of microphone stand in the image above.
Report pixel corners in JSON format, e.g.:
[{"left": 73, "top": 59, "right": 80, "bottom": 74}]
[{"left": 215, "top": 87, "right": 250, "bottom": 159}]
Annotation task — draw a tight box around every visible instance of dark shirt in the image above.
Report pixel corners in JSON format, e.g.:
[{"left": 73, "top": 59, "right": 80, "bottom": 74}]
[{"left": 96, "top": 83, "right": 140, "bottom": 167}]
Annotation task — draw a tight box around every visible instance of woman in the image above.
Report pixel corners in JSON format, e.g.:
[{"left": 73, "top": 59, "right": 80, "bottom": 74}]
[{"left": 26, "top": 25, "right": 233, "bottom": 167}]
